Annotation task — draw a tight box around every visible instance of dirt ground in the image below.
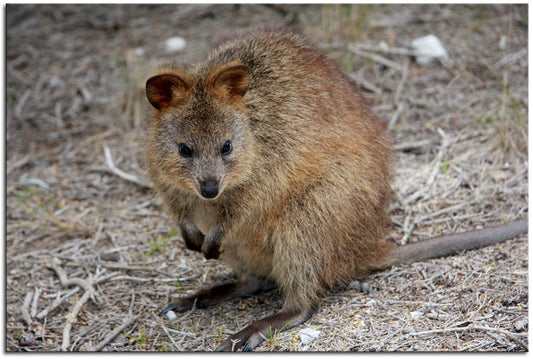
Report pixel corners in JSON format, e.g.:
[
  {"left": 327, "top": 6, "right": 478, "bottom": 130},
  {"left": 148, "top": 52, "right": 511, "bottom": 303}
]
[{"left": 6, "top": 4, "right": 528, "bottom": 352}]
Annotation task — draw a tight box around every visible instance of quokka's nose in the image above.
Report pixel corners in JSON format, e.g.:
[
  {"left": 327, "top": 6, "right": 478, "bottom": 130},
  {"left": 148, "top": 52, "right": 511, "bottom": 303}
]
[{"left": 199, "top": 178, "right": 219, "bottom": 199}]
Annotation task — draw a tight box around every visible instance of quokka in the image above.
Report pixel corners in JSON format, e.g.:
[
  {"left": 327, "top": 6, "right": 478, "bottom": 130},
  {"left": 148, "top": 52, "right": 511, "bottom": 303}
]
[{"left": 144, "top": 29, "right": 528, "bottom": 351}]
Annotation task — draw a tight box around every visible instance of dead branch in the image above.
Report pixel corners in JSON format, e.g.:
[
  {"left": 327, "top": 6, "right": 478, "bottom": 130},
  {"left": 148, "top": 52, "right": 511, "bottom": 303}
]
[
  {"left": 14, "top": 89, "right": 31, "bottom": 119},
  {"left": 47, "top": 262, "right": 120, "bottom": 351},
  {"left": 30, "top": 287, "right": 41, "bottom": 318},
  {"left": 92, "top": 315, "right": 138, "bottom": 351},
  {"left": 350, "top": 42, "right": 417, "bottom": 57},
  {"left": 409, "top": 324, "right": 527, "bottom": 349},
  {"left": 48, "top": 262, "right": 97, "bottom": 351},
  {"left": 36, "top": 288, "right": 79, "bottom": 320},
  {"left": 21, "top": 291, "right": 33, "bottom": 326},
  {"left": 48, "top": 262, "right": 97, "bottom": 299},
  {"left": 102, "top": 145, "right": 152, "bottom": 189},
  {"left": 109, "top": 275, "right": 180, "bottom": 283},
  {"left": 151, "top": 312, "right": 182, "bottom": 351},
  {"left": 347, "top": 44, "right": 403, "bottom": 71},
  {"left": 62, "top": 290, "right": 91, "bottom": 351},
  {"left": 393, "top": 139, "right": 434, "bottom": 152}
]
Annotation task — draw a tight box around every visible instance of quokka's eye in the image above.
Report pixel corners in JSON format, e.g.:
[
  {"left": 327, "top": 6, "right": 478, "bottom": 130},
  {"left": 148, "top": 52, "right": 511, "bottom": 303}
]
[
  {"left": 221, "top": 140, "right": 233, "bottom": 156},
  {"left": 178, "top": 143, "right": 193, "bottom": 157}
]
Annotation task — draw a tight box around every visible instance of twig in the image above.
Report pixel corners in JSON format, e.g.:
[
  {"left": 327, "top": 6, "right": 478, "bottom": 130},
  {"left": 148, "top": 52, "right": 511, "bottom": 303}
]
[
  {"left": 471, "top": 325, "right": 528, "bottom": 348},
  {"left": 151, "top": 312, "right": 182, "bottom": 351},
  {"left": 393, "top": 139, "right": 433, "bottom": 152},
  {"left": 46, "top": 262, "right": 121, "bottom": 351},
  {"left": 31, "top": 288, "right": 41, "bottom": 318},
  {"left": 36, "top": 288, "right": 79, "bottom": 320},
  {"left": 409, "top": 324, "right": 527, "bottom": 348},
  {"left": 48, "top": 262, "right": 97, "bottom": 351},
  {"left": 349, "top": 73, "right": 382, "bottom": 94},
  {"left": 402, "top": 128, "right": 452, "bottom": 205},
  {"left": 388, "top": 102, "right": 404, "bottom": 130},
  {"left": 48, "top": 263, "right": 96, "bottom": 300},
  {"left": 348, "top": 44, "right": 403, "bottom": 71},
  {"left": 416, "top": 200, "right": 478, "bottom": 224},
  {"left": 14, "top": 89, "right": 31, "bottom": 119},
  {"left": 394, "top": 59, "right": 409, "bottom": 105},
  {"left": 55, "top": 102, "right": 63, "bottom": 129},
  {"left": 81, "top": 263, "right": 155, "bottom": 272},
  {"left": 109, "top": 275, "right": 180, "bottom": 283},
  {"left": 62, "top": 290, "right": 91, "bottom": 351},
  {"left": 350, "top": 42, "right": 417, "bottom": 57},
  {"left": 21, "top": 291, "right": 33, "bottom": 326},
  {"left": 7, "top": 154, "right": 31, "bottom": 173},
  {"left": 8, "top": 129, "right": 119, "bottom": 174},
  {"left": 103, "top": 145, "right": 151, "bottom": 189},
  {"left": 92, "top": 315, "right": 138, "bottom": 351},
  {"left": 389, "top": 59, "right": 409, "bottom": 129},
  {"left": 425, "top": 127, "right": 451, "bottom": 187},
  {"left": 496, "top": 47, "right": 527, "bottom": 68}
]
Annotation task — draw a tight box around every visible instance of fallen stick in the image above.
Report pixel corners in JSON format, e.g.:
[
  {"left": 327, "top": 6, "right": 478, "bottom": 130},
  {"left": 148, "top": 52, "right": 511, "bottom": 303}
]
[
  {"left": 103, "top": 145, "right": 152, "bottom": 189},
  {"left": 31, "top": 288, "right": 41, "bottom": 318},
  {"left": 61, "top": 291, "right": 92, "bottom": 351},
  {"left": 409, "top": 324, "right": 527, "bottom": 349},
  {"left": 92, "top": 315, "right": 138, "bottom": 351},
  {"left": 151, "top": 312, "right": 182, "bottom": 351},
  {"left": 47, "top": 261, "right": 120, "bottom": 351},
  {"left": 348, "top": 44, "right": 403, "bottom": 72},
  {"left": 48, "top": 262, "right": 97, "bottom": 351},
  {"left": 21, "top": 291, "right": 33, "bottom": 326},
  {"left": 48, "top": 263, "right": 96, "bottom": 299}
]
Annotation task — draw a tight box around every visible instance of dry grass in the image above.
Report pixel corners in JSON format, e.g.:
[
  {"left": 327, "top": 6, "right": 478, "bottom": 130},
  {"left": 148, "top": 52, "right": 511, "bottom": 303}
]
[{"left": 6, "top": 4, "right": 527, "bottom": 352}]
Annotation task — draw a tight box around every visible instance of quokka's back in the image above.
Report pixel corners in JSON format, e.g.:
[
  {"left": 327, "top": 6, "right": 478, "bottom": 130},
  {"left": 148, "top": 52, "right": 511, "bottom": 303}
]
[{"left": 145, "top": 29, "right": 394, "bottom": 350}]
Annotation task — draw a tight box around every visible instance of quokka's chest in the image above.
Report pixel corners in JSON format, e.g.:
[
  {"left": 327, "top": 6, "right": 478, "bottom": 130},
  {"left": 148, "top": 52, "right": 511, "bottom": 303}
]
[{"left": 191, "top": 203, "right": 219, "bottom": 235}]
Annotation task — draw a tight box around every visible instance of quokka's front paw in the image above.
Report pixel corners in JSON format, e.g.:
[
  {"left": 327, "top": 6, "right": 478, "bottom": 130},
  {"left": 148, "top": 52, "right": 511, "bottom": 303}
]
[
  {"left": 158, "top": 297, "right": 196, "bottom": 316},
  {"left": 201, "top": 230, "right": 224, "bottom": 259},
  {"left": 180, "top": 222, "right": 205, "bottom": 253}
]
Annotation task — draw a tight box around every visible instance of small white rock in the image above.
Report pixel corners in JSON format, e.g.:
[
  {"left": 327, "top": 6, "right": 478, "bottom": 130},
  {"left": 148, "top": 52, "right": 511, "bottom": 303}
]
[
  {"left": 410, "top": 311, "right": 424, "bottom": 319},
  {"left": 165, "top": 310, "right": 177, "bottom": 320},
  {"left": 378, "top": 40, "right": 389, "bottom": 52},
  {"left": 366, "top": 299, "right": 377, "bottom": 306},
  {"left": 48, "top": 75, "right": 64, "bottom": 88},
  {"left": 164, "top": 36, "right": 187, "bottom": 54},
  {"left": 514, "top": 318, "right": 528, "bottom": 332},
  {"left": 411, "top": 34, "right": 449, "bottom": 66},
  {"left": 298, "top": 327, "right": 320, "bottom": 345},
  {"left": 134, "top": 47, "right": 145, "bottom": 57},
  {"left": 401, "top": 327, "right": 415, "bottom": 334},
  {"left": 348, "top": 280, "right": 361, "bottom": 290},
  {"left": 499, "top": 35, "right": 507, "bottom": 50}
]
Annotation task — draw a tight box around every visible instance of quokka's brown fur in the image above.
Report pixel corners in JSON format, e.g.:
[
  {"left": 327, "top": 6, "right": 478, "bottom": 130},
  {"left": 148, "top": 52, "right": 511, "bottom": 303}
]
[{"left": 144, "top": 30, "right": 527, "bottom": 351}]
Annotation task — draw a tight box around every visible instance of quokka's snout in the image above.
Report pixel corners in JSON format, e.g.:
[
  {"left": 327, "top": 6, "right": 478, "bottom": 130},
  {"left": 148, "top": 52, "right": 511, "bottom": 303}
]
[{"left": 198, "top": 177, "right": 220, "bottom": 199}]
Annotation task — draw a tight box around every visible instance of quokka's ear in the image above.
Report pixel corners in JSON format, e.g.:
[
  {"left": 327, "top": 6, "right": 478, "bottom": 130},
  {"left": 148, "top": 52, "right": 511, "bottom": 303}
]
[
  {"left": 146, "top": 73, "right": 192, "bottom": 110},
  {"left": 208, "top": 64, "right": 249, "bottom": 102}
]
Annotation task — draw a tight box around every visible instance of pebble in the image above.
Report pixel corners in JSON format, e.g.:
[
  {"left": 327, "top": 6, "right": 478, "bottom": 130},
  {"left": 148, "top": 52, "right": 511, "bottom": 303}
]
[
  {"left": 48, "top": 75, "right": 64, "bottom": 88},
  {"left": 366, "top": 299, "right": 377, "bottom": 306},
  {"left": 514, "top": 318, "right": 528, "bottom": 332},
  {"left": 297, "top": 327, "right": 320, "bottom": 345},
  {"left": 134, "top": 47, "right": 145, "bottom": 57},
  {"left": 348, "top": 280, "right": 375, "bottom": 293},
  {"left": 411, "top": 34, "right": 449, "bottom": 66},
  {"left": 401, "top": 327, "right": 414, "bottom": 334},
  {"left": 410, "top": 311, "right": 424, "bottom": 319},
  {"left": 165, "top": 310, "right": 177, "bottom": 320},
  {"left": 348, "top": 280, "right": 361, "bottom": 290},
  {"left": 163, "top": 36, "right": 187, "bottom": 54}
]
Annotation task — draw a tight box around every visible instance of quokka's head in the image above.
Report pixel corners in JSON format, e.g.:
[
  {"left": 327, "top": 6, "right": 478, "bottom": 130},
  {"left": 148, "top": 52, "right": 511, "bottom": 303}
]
[{"left": 145, "top": 60, "right": 256, "bottom": 201}]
